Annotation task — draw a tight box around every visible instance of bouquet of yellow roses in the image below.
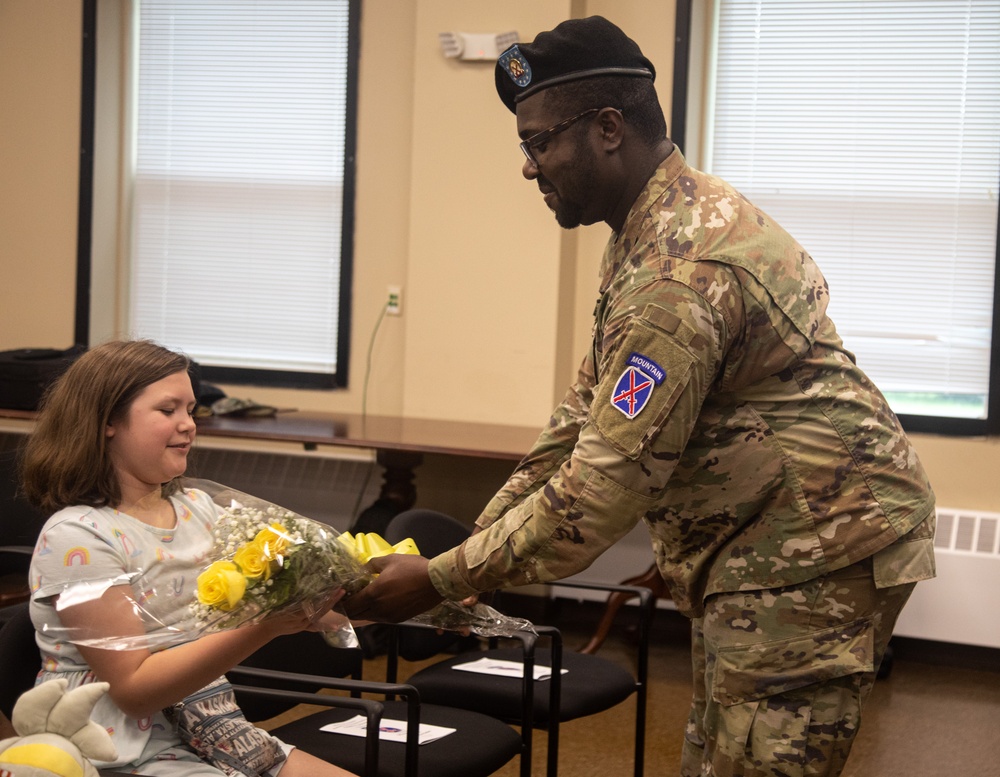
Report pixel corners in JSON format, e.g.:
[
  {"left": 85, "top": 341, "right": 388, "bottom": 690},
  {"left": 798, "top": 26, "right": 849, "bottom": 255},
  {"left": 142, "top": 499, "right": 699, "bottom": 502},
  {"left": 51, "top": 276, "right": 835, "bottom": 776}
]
[
  {"left": 43, "top": 479, "right": 532, "bottom": 651},
  {"left": 187, "top": 491, "right": 372, "bottom": 648}
]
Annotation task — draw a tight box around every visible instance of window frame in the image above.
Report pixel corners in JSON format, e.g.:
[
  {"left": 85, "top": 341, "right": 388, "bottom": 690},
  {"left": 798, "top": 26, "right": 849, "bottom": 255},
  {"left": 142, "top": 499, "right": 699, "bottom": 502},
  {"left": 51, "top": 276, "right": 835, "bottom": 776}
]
[
  {"left": 670, "top": 0, "right": 1000, "bottom": 437},
  {"left": 75, "top": 0, "right": 362, "bottom": 390}
]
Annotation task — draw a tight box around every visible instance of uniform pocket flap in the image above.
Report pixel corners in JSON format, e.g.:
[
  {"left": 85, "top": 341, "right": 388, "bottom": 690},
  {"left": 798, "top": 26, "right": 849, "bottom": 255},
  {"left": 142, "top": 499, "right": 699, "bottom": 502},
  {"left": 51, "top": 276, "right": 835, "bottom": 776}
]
[
  {"left": 873, "top": 517, "right": 937, "bottom": 589},
  {"left": 712, "top": 617, "right": 875, "bottom": 707}
]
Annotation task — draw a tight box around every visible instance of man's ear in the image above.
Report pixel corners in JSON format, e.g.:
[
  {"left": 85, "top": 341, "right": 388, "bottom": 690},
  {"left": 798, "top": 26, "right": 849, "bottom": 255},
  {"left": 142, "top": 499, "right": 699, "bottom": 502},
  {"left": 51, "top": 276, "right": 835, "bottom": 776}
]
[{"left": 598, "top": 107, "right": 625, "bottom": 153}]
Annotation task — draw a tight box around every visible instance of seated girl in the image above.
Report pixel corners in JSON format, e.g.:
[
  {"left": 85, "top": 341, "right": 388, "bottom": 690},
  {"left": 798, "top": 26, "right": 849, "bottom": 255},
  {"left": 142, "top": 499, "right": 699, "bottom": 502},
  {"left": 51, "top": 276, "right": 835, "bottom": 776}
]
[{"left": 20, "top": 339, "right": 357, "bottom": 777}]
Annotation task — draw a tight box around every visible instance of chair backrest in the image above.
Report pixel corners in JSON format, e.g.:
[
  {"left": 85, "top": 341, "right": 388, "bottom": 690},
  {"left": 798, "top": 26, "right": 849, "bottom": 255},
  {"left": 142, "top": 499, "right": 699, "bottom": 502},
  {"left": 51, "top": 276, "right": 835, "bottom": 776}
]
[
  {"left": 0, "top": 438, "right": 45, "bottom": 607},
  {"left": 0, "top": 601, "right": 40, "bottom": 721},
  {"left": 0, "top": 437, "right": 49, "bottom": 547},
  {"left": 383, "top": 511, "right": 474, "bottom": 661},
  {"left": 383, "top": 509, "right": 472, "bottom": 557}
]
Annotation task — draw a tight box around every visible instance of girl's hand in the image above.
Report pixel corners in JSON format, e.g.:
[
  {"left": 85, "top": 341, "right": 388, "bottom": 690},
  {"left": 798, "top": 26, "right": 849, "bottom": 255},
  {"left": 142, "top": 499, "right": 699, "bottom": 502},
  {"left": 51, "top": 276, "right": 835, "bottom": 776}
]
[{"left": 258, "top": 588, "right": 346, "bottom": 637}]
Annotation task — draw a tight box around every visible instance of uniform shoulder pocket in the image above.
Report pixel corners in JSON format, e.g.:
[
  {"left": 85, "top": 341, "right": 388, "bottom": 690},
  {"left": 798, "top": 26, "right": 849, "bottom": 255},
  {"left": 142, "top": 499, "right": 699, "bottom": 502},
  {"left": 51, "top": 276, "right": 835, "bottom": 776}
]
[{"left": 591, "top": 305, "right": 698, "bottom": 460}]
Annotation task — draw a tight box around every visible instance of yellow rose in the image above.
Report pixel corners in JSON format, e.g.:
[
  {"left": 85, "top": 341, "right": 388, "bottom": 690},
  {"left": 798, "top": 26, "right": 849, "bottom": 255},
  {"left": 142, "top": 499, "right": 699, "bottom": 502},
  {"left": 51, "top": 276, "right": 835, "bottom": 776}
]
[
  {"left": 254, "top": 523, "right": 291, "bottom": 559},
  {"left": 234, "top": 540, "right": 277, "bottom": 582},
  {"left": 196, "top": 561, "right": 247, "bottom": 610}
]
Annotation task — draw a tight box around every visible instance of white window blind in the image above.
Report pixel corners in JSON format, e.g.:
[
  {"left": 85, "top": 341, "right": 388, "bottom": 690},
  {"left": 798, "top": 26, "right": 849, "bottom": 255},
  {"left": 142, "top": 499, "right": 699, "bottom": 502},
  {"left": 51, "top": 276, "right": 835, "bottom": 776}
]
[
  {"left": 130, "top": 0, "right": 352, "bottom": 378},
  {"left": 705, "top": 0, "right": 999, "bottom": 420}
]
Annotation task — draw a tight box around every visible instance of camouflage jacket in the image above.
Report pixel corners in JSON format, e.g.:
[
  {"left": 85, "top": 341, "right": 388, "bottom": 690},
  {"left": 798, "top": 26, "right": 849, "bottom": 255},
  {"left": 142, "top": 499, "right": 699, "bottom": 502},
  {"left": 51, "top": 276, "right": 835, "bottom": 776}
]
[{"left": 428, "top": 149, "right": 936, "bottom": 616}]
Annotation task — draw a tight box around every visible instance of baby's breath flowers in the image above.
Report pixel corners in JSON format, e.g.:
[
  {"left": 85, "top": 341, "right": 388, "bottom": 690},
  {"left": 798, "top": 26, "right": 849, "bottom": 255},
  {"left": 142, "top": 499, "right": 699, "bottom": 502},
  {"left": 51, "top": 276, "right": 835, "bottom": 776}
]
[{"left": 190, "top": 503, "right": 369, "bottom": 632}]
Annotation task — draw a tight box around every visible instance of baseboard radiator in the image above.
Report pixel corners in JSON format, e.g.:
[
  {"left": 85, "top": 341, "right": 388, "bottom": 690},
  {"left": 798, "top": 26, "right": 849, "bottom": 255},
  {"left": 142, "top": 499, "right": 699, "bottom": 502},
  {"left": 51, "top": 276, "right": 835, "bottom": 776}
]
[
  {"left": 188, "top": 439, "right": 383, "bottom": 532},
  {"left": 893, "top": 507, "right": 1000, "bottom": 649}
]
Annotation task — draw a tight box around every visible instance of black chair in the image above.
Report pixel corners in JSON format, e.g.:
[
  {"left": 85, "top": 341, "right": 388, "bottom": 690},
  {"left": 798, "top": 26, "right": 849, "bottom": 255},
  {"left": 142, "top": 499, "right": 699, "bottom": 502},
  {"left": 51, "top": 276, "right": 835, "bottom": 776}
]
[
  {"left": 0, "top": 436, "right": 46, "bottom": 607},
  {"left": 0, "top": 601, "right": 42, "bottom": 722},
  {"left": 230, "top": 629, "right": 523, "bottom": 777},
  {"left": 0, "top": 546, "right": 32, "bottom": 607},
  {"left": 383, "top": 510, "right": 654, "bottom": 777},
  {"left": 0, "top": 601, "right": 140, "bottom": 777}
]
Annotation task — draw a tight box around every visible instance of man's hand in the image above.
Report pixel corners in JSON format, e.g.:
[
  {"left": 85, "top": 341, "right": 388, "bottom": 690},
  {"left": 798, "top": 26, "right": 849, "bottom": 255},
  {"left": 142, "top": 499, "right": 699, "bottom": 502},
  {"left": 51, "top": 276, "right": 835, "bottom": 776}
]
[{"left": 343, "top": 554, "right": 444, "bottom": 623}]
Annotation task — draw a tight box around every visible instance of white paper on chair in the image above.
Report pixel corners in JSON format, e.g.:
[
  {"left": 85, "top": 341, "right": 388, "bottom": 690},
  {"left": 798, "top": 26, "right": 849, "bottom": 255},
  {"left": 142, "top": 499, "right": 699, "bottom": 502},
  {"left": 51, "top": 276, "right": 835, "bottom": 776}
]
[
  {"left": 451, "top": 657, "right": 568, "bottom": 681},
  {"left": 320, "top": 715, "right": 455, "bottom": 744}
]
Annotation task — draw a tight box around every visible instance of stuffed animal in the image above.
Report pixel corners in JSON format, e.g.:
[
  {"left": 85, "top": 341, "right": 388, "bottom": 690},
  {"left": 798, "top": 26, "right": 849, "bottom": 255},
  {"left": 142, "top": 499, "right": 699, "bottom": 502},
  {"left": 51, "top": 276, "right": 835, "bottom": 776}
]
[{"left": 0, "top": 679, "right": 117, "bottom": 777}]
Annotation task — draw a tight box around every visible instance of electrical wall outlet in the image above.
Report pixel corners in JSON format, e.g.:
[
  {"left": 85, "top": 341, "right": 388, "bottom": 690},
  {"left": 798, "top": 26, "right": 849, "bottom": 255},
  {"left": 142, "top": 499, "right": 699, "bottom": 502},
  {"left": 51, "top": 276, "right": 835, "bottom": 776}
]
[{"left": 387, "top": 285, "right": 402, "bottom": 315}]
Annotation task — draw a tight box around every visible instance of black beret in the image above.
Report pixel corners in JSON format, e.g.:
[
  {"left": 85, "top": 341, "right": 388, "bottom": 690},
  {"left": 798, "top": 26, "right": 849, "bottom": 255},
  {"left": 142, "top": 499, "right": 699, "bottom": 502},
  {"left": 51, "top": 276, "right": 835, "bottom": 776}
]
[{"left": 495, "top": 16, "right": 655, "bottom": 113}]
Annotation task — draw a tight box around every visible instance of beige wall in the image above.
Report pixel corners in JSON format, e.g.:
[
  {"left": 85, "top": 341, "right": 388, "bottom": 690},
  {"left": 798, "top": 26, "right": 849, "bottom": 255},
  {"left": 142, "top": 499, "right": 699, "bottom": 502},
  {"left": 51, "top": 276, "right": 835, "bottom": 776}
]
[
  {"left": 1, "top": 0, "right": 998, "bottom": 515},
  {"left": 0, "top": 1, "right": 81, "bottom": 347}
]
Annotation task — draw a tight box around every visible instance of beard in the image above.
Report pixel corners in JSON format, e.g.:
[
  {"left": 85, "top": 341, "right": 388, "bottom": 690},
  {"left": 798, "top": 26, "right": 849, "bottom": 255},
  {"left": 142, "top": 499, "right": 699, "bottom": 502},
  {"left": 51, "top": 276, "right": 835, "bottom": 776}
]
[
  {"left": 544, "top": 143, "right": 600, "bottom": 229},
  {"left": 554, "top": 198, "right": 586, "bottom": 229}
]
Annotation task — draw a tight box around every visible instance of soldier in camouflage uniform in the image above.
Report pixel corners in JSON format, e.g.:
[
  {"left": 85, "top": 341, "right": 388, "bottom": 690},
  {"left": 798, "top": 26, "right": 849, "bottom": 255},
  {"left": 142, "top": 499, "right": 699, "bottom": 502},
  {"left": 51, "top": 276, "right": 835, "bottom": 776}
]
[{"left": 345, "top": 16, "right": 936, "bottom": 776}]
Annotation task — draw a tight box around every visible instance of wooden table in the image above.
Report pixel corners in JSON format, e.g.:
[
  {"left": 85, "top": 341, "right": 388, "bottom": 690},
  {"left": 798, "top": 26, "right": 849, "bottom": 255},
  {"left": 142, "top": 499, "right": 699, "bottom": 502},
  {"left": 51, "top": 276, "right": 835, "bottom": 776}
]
[
  {"left": 193, "top": 412, "right": 539, "bottom": 511},
  {"left": 1, "top": 408, "right": 539, "bottom": 512}
]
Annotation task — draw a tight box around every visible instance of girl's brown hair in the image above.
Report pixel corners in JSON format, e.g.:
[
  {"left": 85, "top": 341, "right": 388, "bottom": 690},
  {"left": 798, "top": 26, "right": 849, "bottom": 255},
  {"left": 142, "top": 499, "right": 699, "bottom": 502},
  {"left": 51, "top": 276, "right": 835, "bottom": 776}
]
[{"left": 19, "top": 340, "right": 191, "bottom": 511}]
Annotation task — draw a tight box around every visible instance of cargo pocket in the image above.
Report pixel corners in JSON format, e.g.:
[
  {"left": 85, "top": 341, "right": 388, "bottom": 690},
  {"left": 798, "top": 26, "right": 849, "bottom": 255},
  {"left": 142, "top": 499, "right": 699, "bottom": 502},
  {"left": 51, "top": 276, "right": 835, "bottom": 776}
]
[{"left": 711, "top": 617, "right": 874, "bottom": 707}]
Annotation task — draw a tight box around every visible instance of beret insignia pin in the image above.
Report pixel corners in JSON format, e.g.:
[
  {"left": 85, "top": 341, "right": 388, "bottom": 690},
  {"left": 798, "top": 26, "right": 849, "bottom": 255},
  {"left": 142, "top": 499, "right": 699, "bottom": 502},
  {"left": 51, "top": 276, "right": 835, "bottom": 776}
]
[{"left": 499, "top": 45, "right": 532, "bottom": 87}]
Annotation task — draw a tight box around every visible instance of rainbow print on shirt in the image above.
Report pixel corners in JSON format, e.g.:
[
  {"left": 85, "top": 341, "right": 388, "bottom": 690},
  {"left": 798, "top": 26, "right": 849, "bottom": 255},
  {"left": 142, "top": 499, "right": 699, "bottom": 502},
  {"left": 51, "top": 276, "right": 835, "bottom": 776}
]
[
  {"left": 112, "top": 527, "right": 139, "bottom": 557},
  {"left": 63, "top": 547, "right": 90, "bottom": 566},
  {"left": 34, "top": 532, "right": 52, "bottom": 557}
]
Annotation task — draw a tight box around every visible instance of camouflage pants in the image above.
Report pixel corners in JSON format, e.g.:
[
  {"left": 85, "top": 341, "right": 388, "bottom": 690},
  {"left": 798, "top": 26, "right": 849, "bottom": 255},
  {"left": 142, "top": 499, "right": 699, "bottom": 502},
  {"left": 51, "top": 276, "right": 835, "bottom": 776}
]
[{"left": 680, "top": 557, "right": 915, "bottom": 777}]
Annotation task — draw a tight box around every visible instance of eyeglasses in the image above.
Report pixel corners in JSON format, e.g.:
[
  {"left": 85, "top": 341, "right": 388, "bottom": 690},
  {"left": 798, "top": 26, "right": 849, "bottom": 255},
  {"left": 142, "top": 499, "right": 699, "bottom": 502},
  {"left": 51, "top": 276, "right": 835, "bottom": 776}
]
[{"left": 519, "top": 107, "right": 601, "bottom": 167}]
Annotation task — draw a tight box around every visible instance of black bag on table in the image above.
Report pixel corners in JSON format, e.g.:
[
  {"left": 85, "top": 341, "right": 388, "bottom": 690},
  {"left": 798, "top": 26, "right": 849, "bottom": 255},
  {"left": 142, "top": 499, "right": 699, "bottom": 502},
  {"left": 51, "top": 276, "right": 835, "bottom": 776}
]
[{"left": 0, "top": 345, "right": 87, "bottom": 410}]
